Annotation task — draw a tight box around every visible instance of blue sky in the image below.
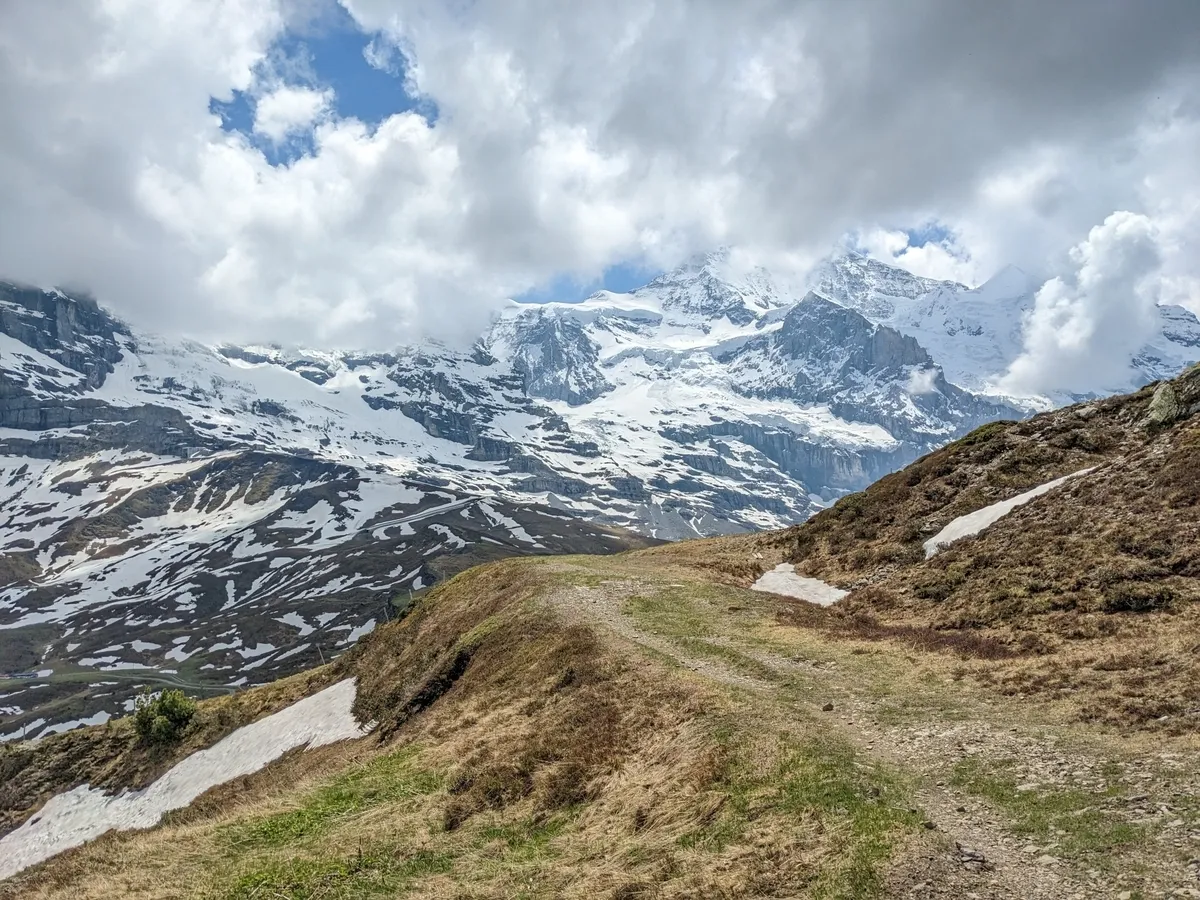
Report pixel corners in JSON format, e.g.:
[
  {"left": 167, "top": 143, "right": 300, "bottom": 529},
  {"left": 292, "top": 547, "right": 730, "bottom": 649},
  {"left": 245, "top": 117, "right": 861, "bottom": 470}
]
[
  {"left": 513, "top": 262, "right": 663, "bottom": 305},
  {"left": 210, "top": 2, "right": 433, "bottom": 165},
  {"left": 903, "top": 222, "right": 954, "bottom": 248},
  {"left": 209, "top": 4, "right": 658, "bottom": 301}
]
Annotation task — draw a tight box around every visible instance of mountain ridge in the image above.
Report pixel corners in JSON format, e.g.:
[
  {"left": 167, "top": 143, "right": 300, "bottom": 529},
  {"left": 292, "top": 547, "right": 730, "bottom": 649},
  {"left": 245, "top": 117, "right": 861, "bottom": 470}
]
[
  {"left": 3, "top": 252, "right": 1199, "bottom": 740},
  {"left": 6, "top": 251, "right": 1198, "bottom": 541}
]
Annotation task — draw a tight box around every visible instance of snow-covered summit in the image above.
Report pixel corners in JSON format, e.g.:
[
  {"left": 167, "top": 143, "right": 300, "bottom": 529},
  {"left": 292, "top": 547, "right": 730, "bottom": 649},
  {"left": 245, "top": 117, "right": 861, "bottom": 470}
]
[
  {"left": 809, "top": 251, "right": 967, "bottom": 320},
  {"left": 4, "top": 249, "right": 1199, "bottom": 543}
]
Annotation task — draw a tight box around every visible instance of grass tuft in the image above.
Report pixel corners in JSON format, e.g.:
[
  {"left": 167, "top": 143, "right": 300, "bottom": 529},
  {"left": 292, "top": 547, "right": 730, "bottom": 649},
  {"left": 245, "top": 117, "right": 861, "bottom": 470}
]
[
  {"left": 226, "top": 847, "right": 454, "bottom": 899},
  {"left": 681, "top": 726, "right": 922, "bottom": 898},
  {"left": 221, "top": 746, "right": 441, "bottom": 849}
]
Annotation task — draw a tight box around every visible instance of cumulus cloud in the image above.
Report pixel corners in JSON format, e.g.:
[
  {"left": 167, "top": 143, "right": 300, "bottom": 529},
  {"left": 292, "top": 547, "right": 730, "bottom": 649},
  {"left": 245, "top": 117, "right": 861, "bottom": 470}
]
[
  {"left": 1002, "top": 212, "right": 1163, "bottom": 396},
  {"left": 253, "top": 85, "right": 332, "bottom": 141},
  {"left": 857, "top": 228, "right": 978, "bottom": 285},
  {"left": 0, "top": 0, "right": 1198, "bottom": 351},
  {"left": 906, "top": 367, "right": 940, "bottom": 395}
]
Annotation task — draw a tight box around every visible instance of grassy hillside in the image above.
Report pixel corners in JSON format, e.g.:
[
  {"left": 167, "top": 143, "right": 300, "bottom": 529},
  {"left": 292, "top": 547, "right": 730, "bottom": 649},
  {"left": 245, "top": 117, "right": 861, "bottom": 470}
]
[
  {"left": 771, "top": 363, "right": 1200, "bottom": 732},
  {"left": 3, "top": 547, "right": 1197, "bottom": 898},
  {"left": 4, "top": 554, "right": 931, "bottom": 899},
  {"left": 4, "top": 367, "right": 1200, "bottom": 898}
]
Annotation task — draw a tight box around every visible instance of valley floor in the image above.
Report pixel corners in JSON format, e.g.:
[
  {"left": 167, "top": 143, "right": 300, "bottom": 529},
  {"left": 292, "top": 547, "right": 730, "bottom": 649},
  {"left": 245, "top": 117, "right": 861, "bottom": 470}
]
[{"left": 4, "top": 543, "right": 1198, "bottom": 899}]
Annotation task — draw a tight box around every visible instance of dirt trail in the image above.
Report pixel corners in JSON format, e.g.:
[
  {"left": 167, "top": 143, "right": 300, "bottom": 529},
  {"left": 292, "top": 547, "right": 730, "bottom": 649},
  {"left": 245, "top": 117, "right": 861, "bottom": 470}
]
[
  {"left": 550, "top": 582, "right": 771, "bottom": 692},
  {"left": 546, "top": 568, "right": 1196, "bottom": 899}
]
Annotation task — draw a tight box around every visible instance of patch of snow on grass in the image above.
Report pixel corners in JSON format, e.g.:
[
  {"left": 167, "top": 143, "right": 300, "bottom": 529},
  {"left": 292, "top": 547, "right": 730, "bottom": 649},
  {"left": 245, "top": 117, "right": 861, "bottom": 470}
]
[
  {"left": 273, "top": 642, "right": 311, "bottom": 661},
  {"left": 236, "top": 642, "right": 276, "bottom": 659},
  {"left": 338, "top": 618, "right": 376, "bottom": 646},
  {"left": 478, "top": 502, "right": 543, "bottom": 547},
  {"left": 750, "top": 564, "right": 848, "bottom": 607},
  {"left": 0, "top": 718, "right": 45, "bottom": 742},
  {"left": 275, "top": 612, "right": 314, "bottom": 636},
  {"left": 35, "top": 710, "right": 111, "bottom": 739},
  {"left": 0, "top": 679, "right": 369, "bottom": 879},
  {"left": 923, "top": 468, "right": 1095, "bottom": 558}
]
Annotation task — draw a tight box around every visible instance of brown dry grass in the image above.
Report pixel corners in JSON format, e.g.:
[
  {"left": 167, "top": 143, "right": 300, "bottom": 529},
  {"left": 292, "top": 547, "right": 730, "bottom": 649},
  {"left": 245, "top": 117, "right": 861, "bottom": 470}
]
[
  {"left": 816, "top": 410, "right": 1200, "bottom": 732},
  {"left": 631, "top": 530, "right": 786, "bottom": 586},
  {"left": 735, "top": 366, "right": 1200, "bottom": 735},
  {"left": 3, "top": 558, "right": 923, "bottom": 900},
  {"left": 779, "top": 381, "right": 1163, "bottom": 589}
]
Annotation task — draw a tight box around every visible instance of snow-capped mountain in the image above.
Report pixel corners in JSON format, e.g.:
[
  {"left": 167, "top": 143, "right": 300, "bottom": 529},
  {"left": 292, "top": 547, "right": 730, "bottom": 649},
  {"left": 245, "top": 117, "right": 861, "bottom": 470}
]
[
  {"left": 812, "top": 252, "right": 1200, "bottom": 397},
  {"left": 6, "top": 250, "right": 1200, "bottom": 537},
  {"left": 3, "top": 249, "right": 1199, "bottom": 738},
  {"left": 0, "top": 447, "right": 652, "bottom": 740}
]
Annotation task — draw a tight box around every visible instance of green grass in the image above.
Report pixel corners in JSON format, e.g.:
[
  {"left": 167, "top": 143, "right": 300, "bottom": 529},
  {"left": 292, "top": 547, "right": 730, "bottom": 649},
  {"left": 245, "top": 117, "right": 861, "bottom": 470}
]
[
  {"left": 671, "top": 635, "right": 782, "bottom": 681},
  {"left": 217, "top": 749, "right": 579, "bottom": 898},
  {"left": 950, "top": 756, "right": 1148, "bottom": 862},
  {"left": 624, "top": 579, "right": 924, "bottom": 897},
  {"left": 865, "top": 669, "right": 971, "bottom": 727},
  {"left": 477, "top": 815, "right": 571, "bottom": 860},
  {"left": 221, "top": 746, "right": 442, "bottom": 849},
  {"left": 558, "top": 569, "right": 614, "bottom": 588},
  {"left": 624, "top": 589, "right": 788, "bottom": 682},
  {"left": 625, "top": 591, "right": 714, "bottom": 639},
  {"left": 225, "top": 847, "right": 454, "bottom": 899},
  {"left": 456, "top": 613, "right": 504, "bottom": 651},
  {"left": 681, "top": 727, "right": 921, "bottom": 899}
]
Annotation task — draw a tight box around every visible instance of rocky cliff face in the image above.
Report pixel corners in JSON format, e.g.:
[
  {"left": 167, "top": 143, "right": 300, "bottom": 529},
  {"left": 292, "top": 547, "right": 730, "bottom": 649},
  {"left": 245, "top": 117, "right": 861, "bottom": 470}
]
[
  {"left": 724, "top": 292, "right": 1016, "bottom": 445},
  {"left": 731, "top": 292, "right": 933, "bottom": 383},
  {"left": 499, "top": 309, "right": 611, "bottom": 405},
  {"left": 0, "top": 282, "right": 128, "bottom": 390}
]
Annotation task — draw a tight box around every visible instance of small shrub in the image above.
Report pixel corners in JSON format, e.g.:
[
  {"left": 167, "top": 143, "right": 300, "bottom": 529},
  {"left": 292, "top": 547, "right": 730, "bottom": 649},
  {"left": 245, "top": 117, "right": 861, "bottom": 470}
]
[
  {"left": 133, "top": 689, "right": 197, "bottom": 744},
  {"left": 846, "top": 585, "right": 901, "bottom": 612},
  {"left": 958, "top": 420, "right": 1012, "bottom": 447},
  {"left": 792, "top": 527, "right": 817, "bottom": 560},
  {"left": 477, "top": 762, "right": 534, "bottom": 809},
  {"left": 913, "top": 573, "right": 958, "bottom": 601},
  {"left": 832, "top": 493, "right": 867, "bottom": 520},
  {"left": 1102, "top": 582, "right": 1176, "bottom": 614},
  {"left": 849, "top": 547, "right": 873, "bottom": 568}
]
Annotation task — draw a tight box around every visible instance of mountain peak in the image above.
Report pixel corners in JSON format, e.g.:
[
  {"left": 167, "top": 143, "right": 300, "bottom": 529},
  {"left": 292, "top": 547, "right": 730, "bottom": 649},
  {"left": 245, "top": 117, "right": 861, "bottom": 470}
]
[{"left": 975, "top": 264, "right": 1033, "bottom": 299}]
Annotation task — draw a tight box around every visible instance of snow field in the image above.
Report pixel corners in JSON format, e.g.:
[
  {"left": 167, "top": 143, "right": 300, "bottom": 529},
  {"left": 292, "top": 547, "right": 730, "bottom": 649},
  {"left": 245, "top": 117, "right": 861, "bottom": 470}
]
[
  {"left": 924, "top": 468, "right": 1095, "bottom": 558},
  {"left": 751, "top": 564, "right": 848, "bottom": 607},
  {"left": 0, "top": 679, "right": 368, "bottom": 880}
]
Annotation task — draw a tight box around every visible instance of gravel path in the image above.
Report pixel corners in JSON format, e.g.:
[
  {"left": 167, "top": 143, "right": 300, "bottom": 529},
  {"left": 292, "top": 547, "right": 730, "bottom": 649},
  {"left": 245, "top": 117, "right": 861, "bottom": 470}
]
[{"left": 545, "top": 568, "right": 1197, "bottom": 899}]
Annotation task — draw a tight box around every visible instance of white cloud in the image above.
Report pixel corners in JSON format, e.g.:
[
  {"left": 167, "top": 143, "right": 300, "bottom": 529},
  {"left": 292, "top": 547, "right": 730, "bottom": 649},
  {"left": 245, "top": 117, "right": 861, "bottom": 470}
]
[
  {"left": 362, "top": 33, "right": 404, "bottom": 75},
  {"left": 0, "top": 0, "right": 1197, "bottom": 355},
  {"left": 1002, "top": 212, "right": 1163, "bottom": 396},
  {"left": 906, "top": 367, "right": 940, "bottom": 395},
  {"left": 253, "top": 85, "right": 332, "bottom": 141},
  {"left": 857, "top": 227, "right": 980, "bottom": 285}
]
